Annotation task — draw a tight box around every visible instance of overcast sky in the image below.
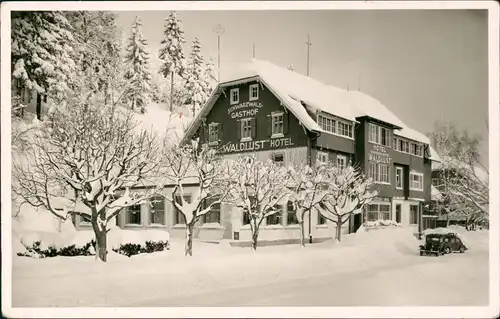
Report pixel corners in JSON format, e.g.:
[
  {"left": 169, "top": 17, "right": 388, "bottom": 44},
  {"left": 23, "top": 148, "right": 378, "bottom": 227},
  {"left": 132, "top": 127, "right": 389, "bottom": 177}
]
[{"left": 114, "top": 9, "right": 489, "bottom": 165}]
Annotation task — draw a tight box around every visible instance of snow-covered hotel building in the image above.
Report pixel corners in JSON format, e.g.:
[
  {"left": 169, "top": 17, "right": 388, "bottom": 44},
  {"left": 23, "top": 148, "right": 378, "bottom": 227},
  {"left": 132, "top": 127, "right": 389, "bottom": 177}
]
[{"left": 73, "top": 60, "right": 441, "bottom": 245}]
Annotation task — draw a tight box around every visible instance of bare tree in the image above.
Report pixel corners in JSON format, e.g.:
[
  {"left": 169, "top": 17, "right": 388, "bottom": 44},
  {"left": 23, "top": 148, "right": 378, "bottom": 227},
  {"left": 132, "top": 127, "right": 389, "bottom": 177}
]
[
  {"left": 162, "top": 139, "right": 234, "bottom": 256},
  {"left": 12, "top": 92, "right": 165, "bottom": 262},
  {"left": 430, "top": 120, "right": 489, "bottom": 229},
  {"left": 225, "top": 156, "right": 291, "bottom": 251},
  {"left": 287, "top": 163, "right": 330, "bottom": 247},
  {"left": 318, "top": 165, "right": 378, "bottom": 241}
]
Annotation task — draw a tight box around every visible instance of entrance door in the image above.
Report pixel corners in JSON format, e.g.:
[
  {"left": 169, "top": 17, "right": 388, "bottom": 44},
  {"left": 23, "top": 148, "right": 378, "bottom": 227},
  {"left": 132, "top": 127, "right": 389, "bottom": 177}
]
[
  {"left": 353, "top": 213, "right": 362, "bottom": 233},
  {"left": 395, "top": 204, "right": 401, "bottom": 223}
]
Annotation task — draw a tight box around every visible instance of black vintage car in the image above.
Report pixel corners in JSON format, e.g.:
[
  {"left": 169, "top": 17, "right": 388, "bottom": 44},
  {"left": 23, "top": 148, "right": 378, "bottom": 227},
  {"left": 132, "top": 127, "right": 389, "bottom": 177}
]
[{"left": 419, "top": 233, "right": 468, "bottom": 256}]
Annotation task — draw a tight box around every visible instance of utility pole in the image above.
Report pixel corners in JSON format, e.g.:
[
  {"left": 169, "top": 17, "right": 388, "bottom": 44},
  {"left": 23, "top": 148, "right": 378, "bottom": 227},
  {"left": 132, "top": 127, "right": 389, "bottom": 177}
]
[
  {"left": 213, "top": 24, "right": 225, "bottom": 83},
  {"left": 252, "top": 44, "right": 255, "bottom": 59},
  {"left": 305, "top": 34, "right": 312, "bottom": 77}
]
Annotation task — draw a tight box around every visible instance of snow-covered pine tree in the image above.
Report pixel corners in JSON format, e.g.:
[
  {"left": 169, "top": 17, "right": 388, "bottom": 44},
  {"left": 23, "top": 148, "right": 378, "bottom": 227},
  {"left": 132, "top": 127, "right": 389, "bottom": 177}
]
[
  {"left": 124, "top": 15, "right": 153, "bottom": 114},
  {"left": 66, "top": 11, "right": 123, "bottom": 103},
  {"left": 158, "top": 11, "right": 186, "bottom": 112},
  {"left": 184, "top": 37, "right": 207, "bottom": 117},
  {"left": 203, "top": 57, "right": 217, "bottom": 99},
  {"left": 11, "top": 11, "right": 76, "bottom": 112}
]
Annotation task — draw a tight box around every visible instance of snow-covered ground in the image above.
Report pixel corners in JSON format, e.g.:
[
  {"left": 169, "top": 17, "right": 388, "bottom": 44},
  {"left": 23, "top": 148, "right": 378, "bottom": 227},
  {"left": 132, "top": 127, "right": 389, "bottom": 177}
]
[{"left": 10, "top": 224, "right": 490, "bottom": 309}]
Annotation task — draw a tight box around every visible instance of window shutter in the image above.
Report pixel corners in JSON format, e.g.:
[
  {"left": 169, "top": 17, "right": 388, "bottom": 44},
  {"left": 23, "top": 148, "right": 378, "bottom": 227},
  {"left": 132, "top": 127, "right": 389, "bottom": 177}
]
[
  {"left": 267, "top": 115, "right": 272, "bottom": 137},
  {"left": 236, "top": 120, "right": 241, "bottom": 140},
  {"left": 283, "top": 112, "right": 289, "bottom": 135},
  {"left": 251, "top": 118, "right": 257, "bottom": 139}
]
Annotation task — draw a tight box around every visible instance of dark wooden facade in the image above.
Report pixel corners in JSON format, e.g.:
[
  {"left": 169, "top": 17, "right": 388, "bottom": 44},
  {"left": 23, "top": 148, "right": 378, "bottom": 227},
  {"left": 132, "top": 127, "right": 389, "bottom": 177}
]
[{"left": 191, "top": 78, "right": 432, "bottom": 202}]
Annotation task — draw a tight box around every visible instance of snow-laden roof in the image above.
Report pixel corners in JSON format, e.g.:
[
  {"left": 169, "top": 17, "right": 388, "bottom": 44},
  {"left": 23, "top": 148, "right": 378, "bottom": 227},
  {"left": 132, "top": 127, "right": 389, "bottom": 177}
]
[
  {"left": 394, "top": 126, "right": 430, "bottom": 145},
  {"left": 343, "top": 89, "right": 405, "bottom": 128},
  {"left": 185, "top": 59, "right": 435, "bottom": 155}
]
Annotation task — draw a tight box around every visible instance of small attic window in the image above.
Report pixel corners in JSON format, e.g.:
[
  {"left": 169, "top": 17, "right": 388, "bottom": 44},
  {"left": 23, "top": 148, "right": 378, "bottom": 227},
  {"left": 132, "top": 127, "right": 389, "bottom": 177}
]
[
  {"left": 230, "top": 88, "right": 239, "bottom": 105},
  {"left": 249, "top": 84, "right": 259, "bottom": 101}
]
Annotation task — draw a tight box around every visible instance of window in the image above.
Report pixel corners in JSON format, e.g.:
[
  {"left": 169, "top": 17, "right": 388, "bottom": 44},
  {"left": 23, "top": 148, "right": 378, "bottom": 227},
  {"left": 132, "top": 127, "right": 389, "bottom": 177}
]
[
  {"left": 174, "top": 195, "right": 191, "bottom": 225},
  {"left": 381, "top": 128, "right": 390, "bottom": 146},
  {"left": 369, "top": 124, "right": 379, "bottom": 144},
  {"left": 410, "top": 205, "right": 419, "bottom": 224},
  {"left": 395, "top": 166, "right": 404, "bottom": 189},
  {"left": 242, "top": 208, "right": 251, "bottom": 225},
  {"left": 271, "top": 112, "right": 284, "bottom": 136},
  {"left": 208, "top": 123, "right": 219, "bottom": 144},
  {"left": 266, "top": 209, "right": 282, "bottom": 226},
  {"left": 203, "top": 197, "right": 221, "bottom": 224},
  {"left": 149, "top": 196, "right": 165, "bottom": 225},
  {"left": 366, "top": 204, "right": 379, "bottom": 221},
  {"left": 397, "top": 139, "right": 410, "bottom": 154},
  {"left": 317, "top": 151, "right": 329, "bottom": 164},
  {"left": 317, "top": 114, "right": 353, "bottom": 138},
  {"left": 393, "top": 137, "right": 398, "bottom": 150},
  {"left": 432, "top": 178, "right": 439, "bottom": 187},
  {"left": 80, "top": 214, "right": 91, "bottom": 225},
  {"left": 249, "top": 84, "right": 259, "bottom": 101},
  {"left": 379, "top": 204, "right": 391, "bottom": 220},
  {"left": 126, "top": 204, "right": 142, "bottom": 225},
  {"left": 230, "top": 88, "right": 239, "bottom": 105},
  {"left": 272, "top": 153, "right": 284, "bottom": 166},
  {"left": 338, "top": 120, "right": 353, "bottom": 138},
  {"left": 286, "top": 201, "right": 298, "bottom": 225},
  {"left": 409, "top": 143, "right": 422, "bottom": 156},
  {"left": 240, "top": 118, "right": 252, "bottom": 140},
  {"left": 318, "top": 114, "right": 336, "bottom": 134},
  {"left": 369, "top": 124, "right": 390, "bottom": 146},
  {"left": 317, "top": 211, "right": 327, "bottom": 225},
  {"left": 337, "top": 155, "right": 347, "bottom": 169},
  {"left": 369, "top": 162, "right": 389, "bottom": 184},
  {"left": 410, "top": 172, "right": 424, "bottom": 191},
  {"left": 366, "top": 203, "right": 391, "bottom": 221},
  {"left": 380, "top": 164, "right": 389, "bottom": 183}
]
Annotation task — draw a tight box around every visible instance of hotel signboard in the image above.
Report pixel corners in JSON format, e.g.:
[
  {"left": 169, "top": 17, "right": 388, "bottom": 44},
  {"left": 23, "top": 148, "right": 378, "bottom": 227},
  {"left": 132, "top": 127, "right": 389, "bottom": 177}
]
[
  {"left": 221, "top": 137, "right": 294, "bottom": 154},
  {"left": 368, "top": 144, "right": 391, "bottom": 164}
]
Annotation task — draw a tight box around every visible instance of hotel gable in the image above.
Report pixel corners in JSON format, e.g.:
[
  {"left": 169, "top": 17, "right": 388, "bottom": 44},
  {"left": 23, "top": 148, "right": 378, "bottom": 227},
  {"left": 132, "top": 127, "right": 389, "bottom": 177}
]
[{"left": 74, "top": 59, "right": 441, "bottom": 244}]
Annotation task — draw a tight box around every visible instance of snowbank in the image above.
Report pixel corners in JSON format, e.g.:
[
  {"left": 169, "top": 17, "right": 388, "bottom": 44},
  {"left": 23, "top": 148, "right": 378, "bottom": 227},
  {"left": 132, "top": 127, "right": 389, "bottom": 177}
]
[
  {"left": 12, "top": 203, "right": 170, "bottom": 256},
  {"left": 11, "top": 224, "right": 489, "bottom": 307}
]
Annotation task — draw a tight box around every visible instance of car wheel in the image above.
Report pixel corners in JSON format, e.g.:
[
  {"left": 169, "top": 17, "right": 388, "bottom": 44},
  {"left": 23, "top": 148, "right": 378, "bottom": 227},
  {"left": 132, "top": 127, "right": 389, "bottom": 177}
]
[
  {"left": 445, "top": 247, "right": 451, "bottom": 254},
  {"left": 459, "top": 246, "right": 465, "bottom": 253}
]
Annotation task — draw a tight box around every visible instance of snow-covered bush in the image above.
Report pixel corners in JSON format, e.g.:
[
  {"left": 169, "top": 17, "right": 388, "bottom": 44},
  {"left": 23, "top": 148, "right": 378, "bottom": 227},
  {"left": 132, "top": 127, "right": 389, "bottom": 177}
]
[
  {"left": 17, "top": 240, "right": 96, "bottom": 259},
  {"left": 363, "top": 219, "right": 401, "bottom": 228},
  {"left": 112, "top": 240, "right": 170, "bottom": 257}
]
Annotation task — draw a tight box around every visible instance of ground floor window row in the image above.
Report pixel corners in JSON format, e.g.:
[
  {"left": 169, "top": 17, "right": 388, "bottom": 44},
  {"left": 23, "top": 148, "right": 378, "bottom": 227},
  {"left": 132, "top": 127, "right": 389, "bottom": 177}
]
[{"left": 364, "top": 202, "right": 420, "bottom": 224}]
